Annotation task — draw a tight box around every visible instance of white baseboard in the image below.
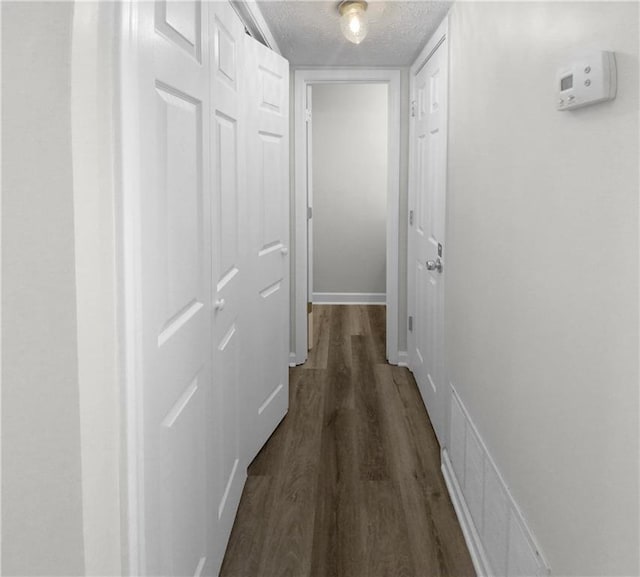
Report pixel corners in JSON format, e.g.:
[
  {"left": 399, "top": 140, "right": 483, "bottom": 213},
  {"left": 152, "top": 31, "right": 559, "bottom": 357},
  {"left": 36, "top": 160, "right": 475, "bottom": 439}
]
[
  {"left": 397, "top": 350, "right": 409, "bottom": 367},
  {"left": 442, "top": 450, "right": 491, "bottom": 576},
  {"left": 289, "top": 352, "right": 301, "bottom": 367},
  {"left": 312, "top": 292, "right": 386, "bottom": 305}
]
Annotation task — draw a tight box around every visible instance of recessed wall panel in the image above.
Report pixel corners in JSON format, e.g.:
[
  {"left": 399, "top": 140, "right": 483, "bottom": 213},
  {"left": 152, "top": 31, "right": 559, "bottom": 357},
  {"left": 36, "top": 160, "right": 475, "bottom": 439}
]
[
  {"left": 464, "top": 424, "right": 484, "bottom": 533},
  {"left": 448, "top": 385, "right": 549, "bottom": 575},
  {"left": 450, "top": 392, "right": 466, "bottom": 487},
  {"left": 508, "top": 512, "right": 544, "bottom": 576},
  {"left": 483, "top": 460, "right": 509, "bottom": 576}
]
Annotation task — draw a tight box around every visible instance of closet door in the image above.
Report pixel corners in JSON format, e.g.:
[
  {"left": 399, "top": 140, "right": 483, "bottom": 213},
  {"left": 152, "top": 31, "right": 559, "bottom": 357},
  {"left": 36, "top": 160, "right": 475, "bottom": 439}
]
[
  {"left": 208, "top": 1, "right": 247, "bottom": 570},
  {"left": 244, "top": 37, "right": 290, "bottom": 462},
  {"left": 135, "top": 1, "right": 211, "bottom": 574},
  {"left": 127, "top": 3, "right": 289, "bottom": 573}
]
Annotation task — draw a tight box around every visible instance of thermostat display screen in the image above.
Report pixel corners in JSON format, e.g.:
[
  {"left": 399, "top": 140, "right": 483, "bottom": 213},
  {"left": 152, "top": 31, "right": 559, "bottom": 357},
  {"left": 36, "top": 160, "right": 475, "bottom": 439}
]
[{"left": 561, "top": 74, "right": 573, "bottom": 91}]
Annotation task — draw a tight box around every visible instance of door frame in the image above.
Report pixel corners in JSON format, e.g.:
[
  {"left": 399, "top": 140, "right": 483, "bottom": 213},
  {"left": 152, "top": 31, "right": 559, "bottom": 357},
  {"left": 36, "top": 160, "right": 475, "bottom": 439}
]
[
  {"left": 118, "top": 1, "right": 145, "bottom": 573},
  {"left": 292, "top": 68, "right": 401, "bottom": 365}
]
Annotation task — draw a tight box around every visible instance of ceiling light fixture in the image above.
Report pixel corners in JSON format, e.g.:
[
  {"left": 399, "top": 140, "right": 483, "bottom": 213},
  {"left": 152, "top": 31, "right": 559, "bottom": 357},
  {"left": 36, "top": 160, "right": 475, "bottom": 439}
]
[{"left": 338, "top": 0, "right": 369, "bottom": 45}]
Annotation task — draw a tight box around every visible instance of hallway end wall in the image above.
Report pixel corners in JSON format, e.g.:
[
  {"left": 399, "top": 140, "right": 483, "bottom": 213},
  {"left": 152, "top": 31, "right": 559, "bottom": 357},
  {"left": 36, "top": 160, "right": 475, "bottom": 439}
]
[
  {"left": 312, "top": 83, "right": 388, "bottom": 297},
  {"left": 446, "top": 2, "right": 639, "bottom": 575}
]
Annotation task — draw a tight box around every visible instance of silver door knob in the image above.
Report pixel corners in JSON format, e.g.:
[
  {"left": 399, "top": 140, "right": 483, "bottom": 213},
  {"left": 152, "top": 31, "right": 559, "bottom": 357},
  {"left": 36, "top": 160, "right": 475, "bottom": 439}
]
[
  {"left": 426, "top": 258, "right": 443, "bottom": 273},
  {"left": 214, "top": 298, "right": 226, "bottom": 311},
  {"left": 281, "top": 247, "right": 289, "bottom": 255}
]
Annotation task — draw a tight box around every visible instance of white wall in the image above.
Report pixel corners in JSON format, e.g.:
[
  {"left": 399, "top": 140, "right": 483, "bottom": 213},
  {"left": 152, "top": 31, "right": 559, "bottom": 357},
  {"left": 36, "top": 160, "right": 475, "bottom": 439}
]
[
  {"left": 312, "top": 83, "right": 388, "bottom": 296},
  {"left": 2, "top": 2, "right": 122, "bottom": 574},
  {"left": 2, "top": 2, "right": 85, "bottom": 573},
  {"left": 446, "top": 2, "right": 639, "bottom": 575}
]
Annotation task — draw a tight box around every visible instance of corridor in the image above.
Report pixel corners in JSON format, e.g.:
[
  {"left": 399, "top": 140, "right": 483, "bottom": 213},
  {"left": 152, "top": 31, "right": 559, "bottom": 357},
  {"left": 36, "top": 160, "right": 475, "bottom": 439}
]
[
  {"left": 4, "top": 2, "right": 639, "bottom": 574},
  {"left": 221, "top": 305, "right": 475, "bottom": 576}
]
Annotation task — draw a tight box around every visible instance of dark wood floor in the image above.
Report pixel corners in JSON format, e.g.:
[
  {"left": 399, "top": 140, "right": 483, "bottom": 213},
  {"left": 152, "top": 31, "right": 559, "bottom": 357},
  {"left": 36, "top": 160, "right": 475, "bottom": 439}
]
[{"left": 221, "top": 305, "right": 475, "bottom": 577}]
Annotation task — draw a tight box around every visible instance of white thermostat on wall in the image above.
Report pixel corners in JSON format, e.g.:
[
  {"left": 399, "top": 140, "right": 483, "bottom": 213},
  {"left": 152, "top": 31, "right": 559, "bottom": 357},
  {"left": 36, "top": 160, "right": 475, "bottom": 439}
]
[{"left": 556, "top": 51, "right": 617, "bottom": 111}]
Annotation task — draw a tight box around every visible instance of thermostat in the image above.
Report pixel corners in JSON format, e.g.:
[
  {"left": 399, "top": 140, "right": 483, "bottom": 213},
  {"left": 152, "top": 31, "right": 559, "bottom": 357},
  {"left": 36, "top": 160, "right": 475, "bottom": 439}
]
[{"left": 556, "top": 51, "right": 617, "bottom": 111}]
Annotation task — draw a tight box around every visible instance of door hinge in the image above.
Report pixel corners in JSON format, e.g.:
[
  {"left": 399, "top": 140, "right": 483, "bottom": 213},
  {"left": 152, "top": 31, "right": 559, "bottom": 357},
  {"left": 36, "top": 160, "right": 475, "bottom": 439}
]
[
  {"left": 305, "top": 109, "right": 312, "bottom": 122},
  {"left": 408, "top": 316, "right": 413, "bottom": 332},
  {"left": 308, "top": 206, "right": 313, "bottom": 220},
  {"left": 410, "top": 100, "right": 416, "bottom": 118},
  {"left": 409, "top": 209, "right": 414, "bottom": 226}
]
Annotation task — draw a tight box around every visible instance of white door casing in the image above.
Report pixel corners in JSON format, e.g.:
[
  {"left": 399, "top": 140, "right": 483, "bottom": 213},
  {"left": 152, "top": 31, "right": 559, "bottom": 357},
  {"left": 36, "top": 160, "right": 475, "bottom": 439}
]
[
  {"left": 408, "top": 21, "right": 449, "bottom": 448},
  {"left": 244, "top": 35, "right": 290, "bottom": 463},
  {"left": 306, "top": 84, "right": 314, "bottom": 350}
]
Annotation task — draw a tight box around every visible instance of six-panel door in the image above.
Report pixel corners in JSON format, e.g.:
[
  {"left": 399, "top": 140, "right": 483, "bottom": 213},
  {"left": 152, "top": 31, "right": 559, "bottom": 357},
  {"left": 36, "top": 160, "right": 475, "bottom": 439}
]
[
  {"left": 137, "top": 1, "right": 210, "bottom": 574},
  {"left": 244, "top": 36, "right": 290, "bottom": 463},
  {"left": 132, "top": 1, "right": 289, "bottom": 574}
]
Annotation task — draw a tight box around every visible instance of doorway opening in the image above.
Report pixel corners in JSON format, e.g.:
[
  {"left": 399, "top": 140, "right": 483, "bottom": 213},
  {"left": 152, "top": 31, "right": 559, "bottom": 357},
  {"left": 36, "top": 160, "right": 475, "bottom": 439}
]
[
  {"left": 293, "top": 69, "right": 401, "bottom": 365},
  {"left": 309, "top": 82, "right": 388, "bottom": 341}
]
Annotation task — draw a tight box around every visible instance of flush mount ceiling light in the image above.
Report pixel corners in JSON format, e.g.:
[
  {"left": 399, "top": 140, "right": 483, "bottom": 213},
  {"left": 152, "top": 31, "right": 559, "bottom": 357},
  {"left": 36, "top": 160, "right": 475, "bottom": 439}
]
[{"left": 338, "top": 0, "right": 369, "bottom": 45}]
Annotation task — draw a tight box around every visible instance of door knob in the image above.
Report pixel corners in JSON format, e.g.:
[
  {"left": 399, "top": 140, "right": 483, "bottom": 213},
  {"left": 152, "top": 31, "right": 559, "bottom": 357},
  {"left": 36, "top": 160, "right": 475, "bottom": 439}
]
[
  {"left": 281, "top": 247, "right": 289, "bottom": 255},
  {"left": 214, "top": 298, "right": 226, "bottom": 311},
  {"left": 426, "top": 257, "right": 443, "bottom": 273}
]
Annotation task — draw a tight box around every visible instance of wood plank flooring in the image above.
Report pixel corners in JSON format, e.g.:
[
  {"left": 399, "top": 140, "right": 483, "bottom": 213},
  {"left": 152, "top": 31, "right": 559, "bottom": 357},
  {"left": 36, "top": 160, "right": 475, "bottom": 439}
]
[{"left": 221, "top": 305, "right": 475, "bottom": 577}]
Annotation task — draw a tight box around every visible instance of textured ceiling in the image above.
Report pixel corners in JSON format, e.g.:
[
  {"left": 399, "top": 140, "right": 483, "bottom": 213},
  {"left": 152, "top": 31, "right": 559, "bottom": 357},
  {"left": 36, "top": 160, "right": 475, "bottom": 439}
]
[{"left": 257, "top": 1, "right": 452, "bottom": 67}]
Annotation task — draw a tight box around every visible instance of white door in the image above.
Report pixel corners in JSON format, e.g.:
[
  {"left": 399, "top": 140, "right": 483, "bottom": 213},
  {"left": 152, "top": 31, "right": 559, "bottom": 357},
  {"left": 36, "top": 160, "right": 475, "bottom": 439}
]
[
  {"left": 132, "top": 2, "right": 248, "bottom": 574},
  {"left": 135, "top": 1, "right": 211, "bottom": 574},
  {"left": 408, "top": 39, "right": 448, "bottom": 446},
  {"left": 209, "top": 1, "right": 247, "bottom": 570},
  {"left": 244, "top": 36, "right": 290, "bottom": 462}
]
